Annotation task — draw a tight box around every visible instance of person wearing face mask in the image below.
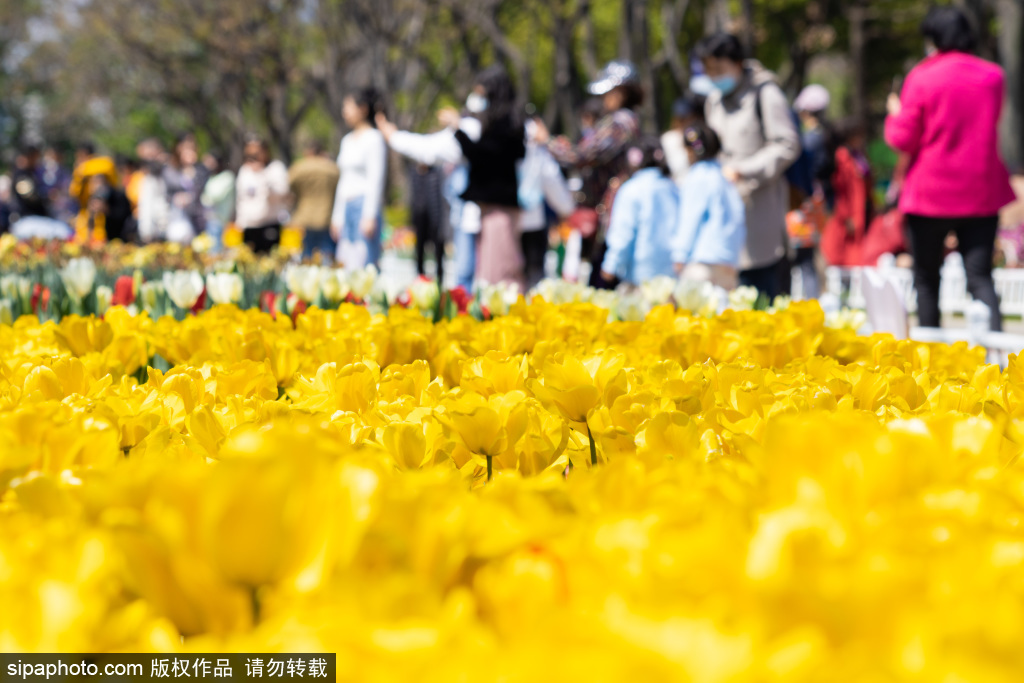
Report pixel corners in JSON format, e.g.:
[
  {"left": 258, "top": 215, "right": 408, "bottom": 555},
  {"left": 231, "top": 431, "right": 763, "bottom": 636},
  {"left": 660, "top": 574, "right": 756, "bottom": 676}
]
[
  {"left": 440, "top": 66, "right": 527, "bottom": 290},
  {"left": 532, "top": 60, "right": 643, "bottom": 290},
  {"left": 696, "top": 33, "right": 801, "bottom": 300},
  {"left": 885, "top": 6, "right": 1016, "bottom": 332}
]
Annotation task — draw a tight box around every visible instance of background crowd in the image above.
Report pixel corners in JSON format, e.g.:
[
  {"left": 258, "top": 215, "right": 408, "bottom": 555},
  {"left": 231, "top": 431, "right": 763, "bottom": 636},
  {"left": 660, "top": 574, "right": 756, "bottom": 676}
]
[{"left": 0, "top": 6, "right": 1020, "bottom": 331}]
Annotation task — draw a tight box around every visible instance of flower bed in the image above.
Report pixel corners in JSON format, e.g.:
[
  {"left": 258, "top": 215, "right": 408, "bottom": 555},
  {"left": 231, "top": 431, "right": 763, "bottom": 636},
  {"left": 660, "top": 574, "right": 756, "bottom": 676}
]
[
  {"left": 1, "top": 235, "right": 828, "bottom": 326},
  {"left": 1, "top": 296, "right": 1023, "bottom": 679}
]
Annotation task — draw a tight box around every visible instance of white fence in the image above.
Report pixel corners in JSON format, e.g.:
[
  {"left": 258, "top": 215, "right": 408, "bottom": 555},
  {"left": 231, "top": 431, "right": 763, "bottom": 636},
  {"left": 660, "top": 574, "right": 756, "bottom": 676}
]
[{"left": 809, "top": 254, "right": 1024, "bottom": 317}]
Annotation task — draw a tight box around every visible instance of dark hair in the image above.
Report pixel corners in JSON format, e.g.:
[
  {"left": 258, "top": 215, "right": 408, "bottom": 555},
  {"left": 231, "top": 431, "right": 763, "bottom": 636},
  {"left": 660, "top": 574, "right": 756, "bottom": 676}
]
[
  {"left": 171, "top": 133, "right": 196, "bottom": 166},
  {"left": 581, "top": 97, "right": 604, "bottom": 122},
  {"left": 683, "top": 123, "right": 722, "bottom": 162},
  {"left": 77, "top": 142, "right": 96, "bottom": 156},
  {"left": 244, "top": 135, "right": 269, "bottom": 152},
  {"left": 349, "top": 87, "right": 382, "bottom": 127},
  {"left": 204, "top": 150, "right": 225, "bottom": 172},
  {"left": 628, "top": 135, "right": 670, "bottom": 176},
  {"left": 922, "top": 6, "right": 977, "bottom": 54},
  {"left": 474, "top": 65, "right": 520, "bottom": 131},
  {"left": 614, "top": 83, "right": 645, "bottom": 110},
  {"left": 695, "top": 33, "right": 746, "bottom": 65},
  {"left": 833, "top": 116, "right": 866, "bottom": 147},
  {"left": 304, "top": 140, "right": 326, "bottom": 156}
]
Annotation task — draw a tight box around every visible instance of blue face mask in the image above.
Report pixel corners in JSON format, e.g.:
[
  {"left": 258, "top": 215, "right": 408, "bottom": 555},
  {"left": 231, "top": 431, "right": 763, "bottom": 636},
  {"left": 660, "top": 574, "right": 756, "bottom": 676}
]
[
  {"left": 466, "top": 93, "right": 488, "bottom": 114},
  {"left": 711, "top": 75, "right": 739, "bottom": 95}
]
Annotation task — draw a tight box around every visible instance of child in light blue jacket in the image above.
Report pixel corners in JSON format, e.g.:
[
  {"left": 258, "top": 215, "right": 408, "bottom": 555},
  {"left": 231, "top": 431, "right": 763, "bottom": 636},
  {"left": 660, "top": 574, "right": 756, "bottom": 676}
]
[
  {"left": 600, "top": 138, "right": 680, "bottom": 285},
  {"left": 672, "top": 124, "right": 746, "bottom": 290}
]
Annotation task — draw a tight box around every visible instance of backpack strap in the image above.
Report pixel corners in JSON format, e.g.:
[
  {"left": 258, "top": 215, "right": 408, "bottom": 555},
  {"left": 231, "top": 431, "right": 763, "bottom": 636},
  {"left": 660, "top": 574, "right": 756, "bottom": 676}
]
[{"left": 753, "top": 81, "right": 772, "bottom": 144}]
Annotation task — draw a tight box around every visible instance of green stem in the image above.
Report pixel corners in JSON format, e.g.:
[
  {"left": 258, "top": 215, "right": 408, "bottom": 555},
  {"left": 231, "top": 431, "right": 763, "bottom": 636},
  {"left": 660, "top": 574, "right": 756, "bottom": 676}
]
[
  {"left": 587, "top": 424, "right": 597, "bottom": 466},
  {"left": 487, "top": 455, "right": 493, "bottom": 482}
]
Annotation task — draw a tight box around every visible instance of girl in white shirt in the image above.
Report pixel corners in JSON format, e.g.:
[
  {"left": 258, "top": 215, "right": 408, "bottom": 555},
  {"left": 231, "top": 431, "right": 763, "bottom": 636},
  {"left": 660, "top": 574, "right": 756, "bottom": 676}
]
[
  {"left": 331, "top": 88, "right": 387, "bottom": 269},
  {"left": 235, "top": 137, "right": 290, "bottom": 254}
]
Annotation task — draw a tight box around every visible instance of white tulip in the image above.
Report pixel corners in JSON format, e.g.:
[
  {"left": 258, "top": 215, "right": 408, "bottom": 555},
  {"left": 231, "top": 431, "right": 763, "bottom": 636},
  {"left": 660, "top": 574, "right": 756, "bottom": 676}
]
[
  {"left": 589, "top": 289, "right": 617, "bottom": 313},
  {"left": 139, "top": 281, "right": 165, "bottom": 313},
  {"left": 212, "top": 259, "right": 237, "bottom": 274},
  {"left": 409, "top": 279, "right": 440, "bottom": 311},
  {"left": 615, "top": 290, "right": 648, "bottom": 322},
  {"left": 767, "top": 295, "right": 792, "bottom": 314},
  {"left": 825, "top": 308, "right": 867, "bottom": 332},
  {"left": 319, "top": 269, "right": 350, "bottom": 306},
  {"left": 162, "top": 270, "right": 205, "bottom": 310},
  {"left": 727, "top": 285, "right": 760, "bottom": 311},
  {"left": 60, "top": 257, "right": 97, "bottom": 301},
  {"left": 95, "top": 285, "right": 113, "bottom": 315},
  {"left": 641, "top": 276, "right": 677, "bottom": 307},
  {"left": 15, "top": 275, "right": 31, "bottom": 303},
  {"left": 0, "top": 275, "right": 19, "bottom": 300},
  {"left": 285, "top": 265, "right": 322, "bottom": 303},
  {"left": 206, "top": 272, "right": 244, "bottom": 305},
  {"left": 532, "top": 278, "right": 590, "bottom": 305},
  {"left": 348, "top": 265, "right": 378, "bottom": 302},
  {"left": 673, "top": 279, "right": 717, "bottom": 314}
]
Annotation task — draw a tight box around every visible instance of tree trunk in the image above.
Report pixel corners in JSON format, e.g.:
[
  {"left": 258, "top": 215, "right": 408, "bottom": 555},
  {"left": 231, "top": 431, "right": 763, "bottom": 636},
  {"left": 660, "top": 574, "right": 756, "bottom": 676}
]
[
  {"left": 848, "top": 0, "right": 868, "bottom": 130},
  {"left": 619, "top": 0, "right": 634, "bottom": 61},
  {"left": 740, "top": 0, "right": 755, "bottom": 56},
  {"left": 632, "top": 0, "right": 657, "bottom": 131},
  {"left": 548, "top": 0, "right": 578, "bottom": 137},
  {"left": 998, "top": 0, "right": 1024, "bottom": 174},
  {"left": 579, "top": 0, "right": 598, "bottom": 81},
  {"left": 659, "top": 0, "right": 693, "bottom": 94},
  {"left": 957, "top": 0, "right": 999, "bottom": 62},
  {"left": 704, "top": 0, "right": 731, "bottom": 34},
  {"left": 787, "top": 42, "right": 809, "bottom": 99}
]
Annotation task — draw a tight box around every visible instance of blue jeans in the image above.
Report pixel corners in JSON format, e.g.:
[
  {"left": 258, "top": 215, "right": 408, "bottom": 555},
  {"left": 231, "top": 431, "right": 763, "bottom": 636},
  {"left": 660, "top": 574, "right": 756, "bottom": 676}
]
[
  {"left": 454, "top": 227, "right": 477, "bottom": 291},
  {"left": 343, "top": 197, "right": 382, "bottom": 267},
  {"left": 302, "top": 228, "right": 336, "bottom": 262},
  {"left": 206, "top": 217, "right": 224, "bottom": 254}
]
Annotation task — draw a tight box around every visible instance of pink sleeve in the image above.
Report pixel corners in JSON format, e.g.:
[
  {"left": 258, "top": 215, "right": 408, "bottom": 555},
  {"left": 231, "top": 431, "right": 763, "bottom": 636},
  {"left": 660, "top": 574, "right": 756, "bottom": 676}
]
[{"left": 885, "top": 72, "right": 924, "bottom": 155}]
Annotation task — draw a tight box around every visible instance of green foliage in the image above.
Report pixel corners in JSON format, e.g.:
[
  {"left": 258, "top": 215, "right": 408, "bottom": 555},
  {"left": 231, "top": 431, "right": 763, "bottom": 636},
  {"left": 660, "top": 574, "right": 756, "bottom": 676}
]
[{"left": 2, "top": 0, "right": 1010, "bottom": 180}]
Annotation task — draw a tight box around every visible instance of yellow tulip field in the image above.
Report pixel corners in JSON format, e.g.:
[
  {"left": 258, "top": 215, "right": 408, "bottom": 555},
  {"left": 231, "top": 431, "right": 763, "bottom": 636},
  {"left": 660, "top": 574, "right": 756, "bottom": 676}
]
[{"left": 2, "top": 298, "right": 1024, "bottom": 681}]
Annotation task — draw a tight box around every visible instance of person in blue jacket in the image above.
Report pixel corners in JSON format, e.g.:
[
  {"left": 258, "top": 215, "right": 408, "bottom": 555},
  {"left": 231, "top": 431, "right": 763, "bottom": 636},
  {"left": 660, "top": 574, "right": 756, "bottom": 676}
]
[
  {"left": 672, "top": 124, "right": 746, "bottom": 290},
  {"left": 599, "top": 137, "right": 679, "bottom": 285}
]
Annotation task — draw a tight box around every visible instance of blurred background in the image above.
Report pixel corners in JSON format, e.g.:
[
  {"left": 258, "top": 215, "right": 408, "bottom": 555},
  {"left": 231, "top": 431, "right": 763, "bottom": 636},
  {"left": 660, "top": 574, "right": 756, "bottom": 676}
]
[{"left": 1, "top": 0, "right": 1020, "bottom": 175}]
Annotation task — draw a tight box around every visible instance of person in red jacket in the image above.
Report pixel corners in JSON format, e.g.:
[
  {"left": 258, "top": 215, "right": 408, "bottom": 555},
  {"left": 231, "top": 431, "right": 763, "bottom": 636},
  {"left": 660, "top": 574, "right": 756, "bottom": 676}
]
[{"left": 822, "top": 118, "right": 873, "bottom": 267}]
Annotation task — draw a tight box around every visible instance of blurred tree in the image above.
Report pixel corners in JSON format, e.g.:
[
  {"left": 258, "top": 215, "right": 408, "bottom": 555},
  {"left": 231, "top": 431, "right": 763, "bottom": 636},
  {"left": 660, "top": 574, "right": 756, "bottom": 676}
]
[
  {"left": 996, "top": 0, "right": 1023, "bottom": 173},
  {"left": 2, "top": 0, "right": 1018, "bottom": 186}
]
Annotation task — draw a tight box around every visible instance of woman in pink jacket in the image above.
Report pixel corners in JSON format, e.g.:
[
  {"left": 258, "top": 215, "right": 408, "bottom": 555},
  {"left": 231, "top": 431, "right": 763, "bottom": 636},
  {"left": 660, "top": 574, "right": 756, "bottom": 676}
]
[{"left": 885, "top": 6, "right": 1016, "bottom": 331}]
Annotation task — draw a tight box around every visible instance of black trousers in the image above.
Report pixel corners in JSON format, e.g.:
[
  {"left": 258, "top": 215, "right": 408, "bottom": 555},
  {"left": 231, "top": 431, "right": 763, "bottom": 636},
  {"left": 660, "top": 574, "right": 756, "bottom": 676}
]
[
  {"left": 243, "top": 223, "right": 281, "bottom": 255},
  {"left": 739, "top": 257, "right": 786, "bottom": 301},
  {"left": 412, "top": 209, "right": 445, "bottom": 284},
  {"left": 905, "top": 214, "right": 1001, "bottom": 331},
  {"left": 520, "top": 229, "right": 548, "bottom": 291}
]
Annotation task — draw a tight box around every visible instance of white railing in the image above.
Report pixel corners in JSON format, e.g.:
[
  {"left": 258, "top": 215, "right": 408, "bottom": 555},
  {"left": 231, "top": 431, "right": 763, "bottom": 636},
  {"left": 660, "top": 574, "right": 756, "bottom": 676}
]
[{"left": 816, "top": 254, "right": 1024, "bottom": 317}]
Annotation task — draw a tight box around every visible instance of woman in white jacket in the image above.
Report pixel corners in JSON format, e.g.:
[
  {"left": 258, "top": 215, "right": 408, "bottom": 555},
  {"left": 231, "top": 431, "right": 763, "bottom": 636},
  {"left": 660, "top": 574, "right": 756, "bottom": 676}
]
[
  {"left": 376, "top": 108, "right": 482, "bottom": 291},
  {"left": 331, "top": 88, "right": 387, "bottom": 269}
]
